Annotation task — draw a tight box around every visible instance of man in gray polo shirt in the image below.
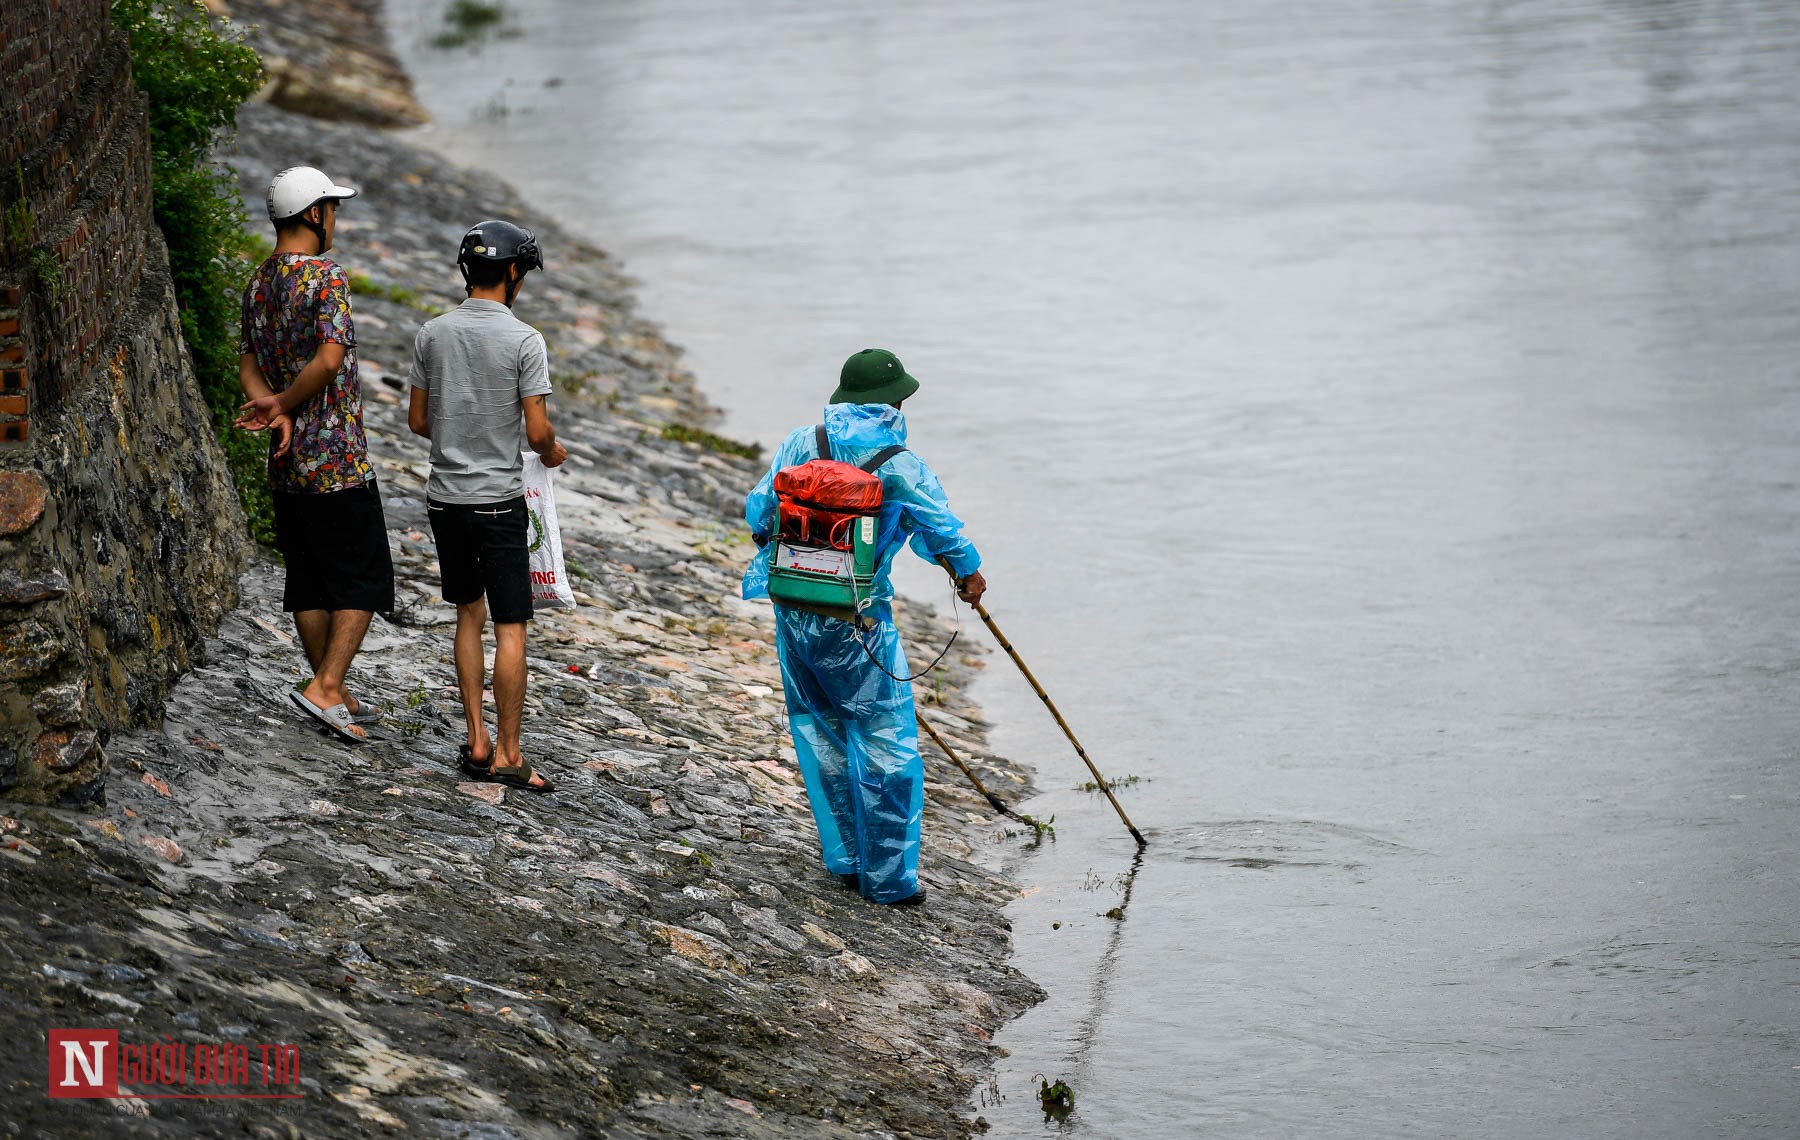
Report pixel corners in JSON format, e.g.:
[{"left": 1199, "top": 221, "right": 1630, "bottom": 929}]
[{"left": 407, "top": 219, "right": 567, "bottom": 793}]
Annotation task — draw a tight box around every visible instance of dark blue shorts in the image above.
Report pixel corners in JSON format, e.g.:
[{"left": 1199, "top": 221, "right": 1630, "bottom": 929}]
[
  {"left": 273, "top": 480, "right": 395, "bottom": 614},
  {"left": 426, "top": 496, "right": 533, "bottom": 624}
]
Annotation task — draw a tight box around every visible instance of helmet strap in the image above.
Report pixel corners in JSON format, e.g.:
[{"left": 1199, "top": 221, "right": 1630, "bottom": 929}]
[
  {"left": 302, "top": 203, "right": 328, "bottom": 254},
  {"left": 503, "top": 263, "right": 525, "bottom": 307}
]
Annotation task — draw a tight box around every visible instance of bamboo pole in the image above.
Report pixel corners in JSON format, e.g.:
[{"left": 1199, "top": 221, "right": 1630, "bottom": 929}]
[
  {"left": 917, "top": 710, "right": 1012, "bottom": 818},
  {"left": 939, "top": 559, "right": 1147, "bottom": 847}
]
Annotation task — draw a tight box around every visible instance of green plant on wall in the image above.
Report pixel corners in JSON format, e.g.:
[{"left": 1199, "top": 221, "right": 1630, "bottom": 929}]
[
  {"left": 111, "top": 0, "right": 272, "bottom": 541},
  {"left": 4, "top": 172, "right": 66, "bottom": 307}
]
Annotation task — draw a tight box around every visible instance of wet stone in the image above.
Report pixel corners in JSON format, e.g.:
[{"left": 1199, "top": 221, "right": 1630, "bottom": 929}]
[
  {"left": 30, "top": 677, "right": 86, "bottom": 725},
  {"left": 32, "top": 728, "right": 99, "bottom": 774},
  {"left": 0, "top": 568, "right": 69, "bottom": 605},
  {"left": 134, "top": 834, "right": 182, "bottom": 863},
  {"left": 0, "top": 471, "right": 48, "bottom": 535},
  {"left": 0, "top": 620, "right": 68, "bottom": 683}
]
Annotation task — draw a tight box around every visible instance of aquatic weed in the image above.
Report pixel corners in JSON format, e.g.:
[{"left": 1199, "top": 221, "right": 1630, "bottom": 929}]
[
  {"left": 976, "top": 1073, "right": 1005, "bottom": 1110},
  {"left": 1034, "top": 1075, "right": 1074, "bottom": 1122},
  {"left": 432, "top": 0, "right": 504, "bottom": 48},
  {"left": 1074, "top": 773, "right": 1146, "bottom": 793}
]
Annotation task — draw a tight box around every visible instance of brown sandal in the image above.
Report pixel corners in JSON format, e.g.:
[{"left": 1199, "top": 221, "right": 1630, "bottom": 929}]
[
  {"left": 456, "top": 742, "right": 493, "bottom": 779},
  {"left": 488, "top": 760, "right": 554, "bottom": 794}
]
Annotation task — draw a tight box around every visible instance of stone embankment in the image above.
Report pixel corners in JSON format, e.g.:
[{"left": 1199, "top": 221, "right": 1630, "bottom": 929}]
[
  {"left": 0, "top": 37, "right": 1042, "bottom": 1140},
  {"left": 0, "top": 0, "right": 249, "bottom": 806},
  {"left": 209, "top": 0, "right": 429, "bottom": 128}
]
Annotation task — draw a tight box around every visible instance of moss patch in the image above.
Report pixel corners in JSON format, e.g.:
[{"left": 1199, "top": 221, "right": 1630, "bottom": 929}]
[{"left": 661, "top": 422, "right": 764, "bottom": 461}]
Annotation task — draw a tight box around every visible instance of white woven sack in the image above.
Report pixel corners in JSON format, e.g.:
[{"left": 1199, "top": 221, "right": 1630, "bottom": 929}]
[{"left": 522, "top": 452, "right": 576, "bottom": 609}]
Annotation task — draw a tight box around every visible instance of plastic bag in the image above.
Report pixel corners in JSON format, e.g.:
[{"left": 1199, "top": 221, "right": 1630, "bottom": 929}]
[{"left": 522, "top": 452, "right": 576, "bottom": 610}]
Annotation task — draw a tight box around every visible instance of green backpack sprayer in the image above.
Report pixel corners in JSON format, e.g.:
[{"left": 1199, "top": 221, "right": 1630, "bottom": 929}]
[
  {"left": 770, "top": 424, "right": 1149, "bottom": 848},
  {"left": 766, "top": 426, "right": 905, "bottom": 626}
]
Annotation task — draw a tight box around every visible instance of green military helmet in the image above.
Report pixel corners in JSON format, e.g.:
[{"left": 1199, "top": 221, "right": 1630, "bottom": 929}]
[{"left": 831, "top": 348, "right": 919, "bottom": 406}]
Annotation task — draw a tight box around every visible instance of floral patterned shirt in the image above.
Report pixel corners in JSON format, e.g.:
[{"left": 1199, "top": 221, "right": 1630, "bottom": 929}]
[{"left": 238, "top": 254, "right": 374, "bottom": 494}]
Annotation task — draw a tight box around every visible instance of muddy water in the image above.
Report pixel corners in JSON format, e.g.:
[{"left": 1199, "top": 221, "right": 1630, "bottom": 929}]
[{"left": 383, "top": 1, "right": 1800, "bottom": 1134}]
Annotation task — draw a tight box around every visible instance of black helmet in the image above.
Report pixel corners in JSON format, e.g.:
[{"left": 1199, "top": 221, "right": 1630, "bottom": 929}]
[{"left": 457, "top": 220, "right": 543, "bottom": 299}]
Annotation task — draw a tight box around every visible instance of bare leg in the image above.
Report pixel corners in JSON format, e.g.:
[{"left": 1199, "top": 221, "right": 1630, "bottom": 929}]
[
  {"left": 293, "top": 610, "right": 329, "bottom": 673},
  {"left": 490, "top": 622, "right": 546, "bottom": 788},
  {"left": 454, "top": 599, "right": 491, "bottom": 762},
  {"left": 295, "top": 609, "right": 374, "bottom": 717},
  {"left": 302, "top": 609, "right": 372, "bottom": 714}
]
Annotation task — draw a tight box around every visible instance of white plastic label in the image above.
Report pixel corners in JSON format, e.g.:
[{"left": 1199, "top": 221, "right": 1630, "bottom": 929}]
[
  {"left": 775, "top": 544, "right": 851, "bottom": 577},
  {"left": 522, "top": 452, "right": 576, "bottom": 609}
]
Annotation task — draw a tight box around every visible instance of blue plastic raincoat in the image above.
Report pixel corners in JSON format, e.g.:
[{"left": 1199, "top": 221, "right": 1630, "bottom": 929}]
[{"left": 743, "top": 404, "right": 980, "bottom": 903}]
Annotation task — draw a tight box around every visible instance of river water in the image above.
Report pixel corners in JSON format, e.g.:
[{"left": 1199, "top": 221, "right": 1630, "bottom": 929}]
[{"left": 381, "top": 2, "right": 1800, "bottom": 1135}]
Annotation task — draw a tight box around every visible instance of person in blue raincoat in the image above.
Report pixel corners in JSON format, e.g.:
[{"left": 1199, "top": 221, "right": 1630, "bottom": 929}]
[{"left": 743, "top": 348, "right": 987, "bottom": 906}]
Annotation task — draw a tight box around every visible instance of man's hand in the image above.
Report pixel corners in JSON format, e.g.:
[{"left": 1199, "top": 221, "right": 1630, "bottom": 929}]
[
  {"left": 957, "top": 570, "right": 987, "bottom": 607},
  {"left": 540, "top": 441, "right": 568, "bottom": 469},
  {"left": 269, "top": 413, "right": 294, "bottom": 458},
  {"left": 236, "top": 393, "right": 286, "bottom": 429},
  {"left": 235, "top": 397, "right": 294, "bottom": 458}
]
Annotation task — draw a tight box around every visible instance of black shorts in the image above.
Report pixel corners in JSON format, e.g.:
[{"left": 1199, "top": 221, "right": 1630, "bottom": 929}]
[
  {"left": 272, "top": 480, "right": 396, "bottom": 614},
  {"left": 427, "top": 497, "right": 533, "bottom": 624}
]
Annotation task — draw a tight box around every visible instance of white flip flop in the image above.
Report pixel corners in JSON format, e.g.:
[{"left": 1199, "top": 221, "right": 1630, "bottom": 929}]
[
  {"left": 344, "top": 693, "right": 386, "bottom": 724},
  {"left": 286, "top": 689, "right": 366, "bottom": 744}
]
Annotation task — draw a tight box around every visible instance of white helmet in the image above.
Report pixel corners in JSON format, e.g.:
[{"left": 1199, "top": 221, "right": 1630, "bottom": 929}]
[{"left": 266, "top": 166, "right": 358, "bottom": 222}]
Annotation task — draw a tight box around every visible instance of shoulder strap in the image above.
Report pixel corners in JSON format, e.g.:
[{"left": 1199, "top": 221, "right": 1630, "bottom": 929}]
[
  {"left": 813, "top": 425, "right": 904, "bottom": 472},
  {"left": 859, "top": 444, "right": 908, "bottom": 473}
]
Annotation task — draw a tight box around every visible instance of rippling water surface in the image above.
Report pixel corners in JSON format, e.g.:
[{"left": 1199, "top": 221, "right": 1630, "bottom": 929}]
[{"left": 385, "top": 2, "right": 1800, "bottom": 1134}]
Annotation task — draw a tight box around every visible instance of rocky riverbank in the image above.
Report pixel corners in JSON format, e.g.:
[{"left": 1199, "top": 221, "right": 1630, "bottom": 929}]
[
  {"left": 209, "top": 0, "right": 428, "bottom": 127},
  {"left": 0, "top": 54, "right": 1042, "bottom": 1140}
]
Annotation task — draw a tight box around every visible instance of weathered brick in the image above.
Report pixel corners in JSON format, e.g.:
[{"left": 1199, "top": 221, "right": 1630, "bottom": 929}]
[
  {"left": 0, "top": 470, "right": 47, "bottom": 532},
  {"left": 32, "top": 728, "right": 100, "bottom": 774},
  {"left": 0, "top": 394, "right": 26, "bottom": 416}
]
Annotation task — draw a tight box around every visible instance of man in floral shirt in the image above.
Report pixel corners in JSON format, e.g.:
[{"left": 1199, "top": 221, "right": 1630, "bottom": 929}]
[{"left": 236, "top": 166, "right": 394, "bottom": 744}]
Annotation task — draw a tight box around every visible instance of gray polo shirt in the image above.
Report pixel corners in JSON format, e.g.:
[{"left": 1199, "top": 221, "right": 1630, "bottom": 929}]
[{"left": 408, "top": 298, "right": 553, "bottom": 504}]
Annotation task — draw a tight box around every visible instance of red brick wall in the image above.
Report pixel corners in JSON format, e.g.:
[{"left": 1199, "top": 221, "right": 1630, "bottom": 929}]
[
  {"left": 0, "top": 0, "right": 112, "bottom": 174},
  {"left": 0, "top": 0, "right": 157, "bottom": 439},
  {"left": 0, "top": 1, "right": 251, "bottom": 806}
]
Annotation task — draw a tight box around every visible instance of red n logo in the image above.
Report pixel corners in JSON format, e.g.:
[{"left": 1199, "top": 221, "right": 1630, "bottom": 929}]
[{"left": 48, "top": 1030, "right": 118, "bottom": 1098}]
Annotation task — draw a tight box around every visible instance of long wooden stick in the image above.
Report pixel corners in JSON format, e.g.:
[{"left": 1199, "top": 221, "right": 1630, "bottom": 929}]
[
  {"left": 941, "top": 560, "right": 1147, "bottom": 847},
  {"left": 917, "top": 710, "right": 1012, "bottom": 817}
]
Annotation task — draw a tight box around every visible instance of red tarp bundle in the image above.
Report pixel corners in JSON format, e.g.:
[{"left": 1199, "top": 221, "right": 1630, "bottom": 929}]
[{"left": 774, "top": 460, "right": 885, "bottom": 549}]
